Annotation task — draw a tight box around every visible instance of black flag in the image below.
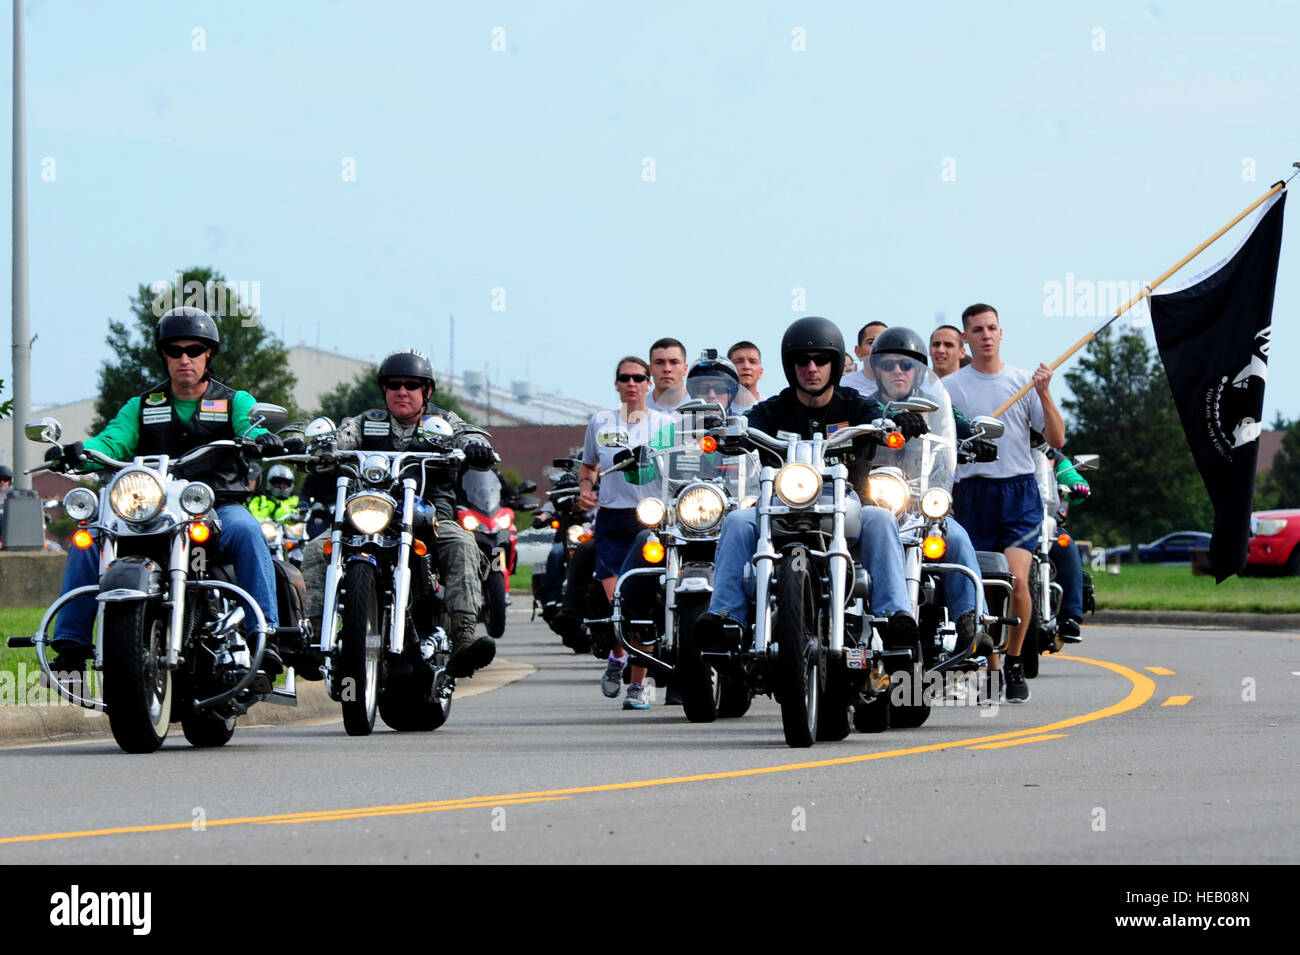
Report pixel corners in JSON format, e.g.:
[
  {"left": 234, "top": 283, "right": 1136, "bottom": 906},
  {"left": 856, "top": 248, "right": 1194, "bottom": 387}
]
[{"left": 1150, "top": 189, "right": 1286, "bottom": 582}]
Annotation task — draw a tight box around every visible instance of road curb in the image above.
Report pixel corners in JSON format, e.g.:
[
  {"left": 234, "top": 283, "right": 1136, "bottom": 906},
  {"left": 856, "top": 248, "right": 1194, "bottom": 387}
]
[
  {"left": 1091, "top": 609, "right": 1300, "bottom": 632},
  {"left": 0, "top": 656, "right": 536, "bottom": 747}
]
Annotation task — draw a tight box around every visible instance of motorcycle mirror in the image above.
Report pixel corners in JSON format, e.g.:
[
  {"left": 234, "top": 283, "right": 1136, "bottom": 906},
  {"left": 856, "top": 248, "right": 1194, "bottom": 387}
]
[
  {"left": 419, "top": 415, "right": 455, "bottom": 442},
  {"left": 1073, "top": 453, "right": 1100, "bottom": 471},
  {"left": 676, "top": 399, "right": 726, "bottom": 416},
  {"left": 25, "top": 417, "right": 62, "bottom": 444},
  {"left": 518, "top": 495, "right": 541, "bottom": 510},
  {"left": 518, "top": 480, "right": 538, "bottom": 494},
  {"left": 970, "top": 415, "right": 1005, "bottom": 440},
  {"left": 596, "top": 427, "right": 630, "bottom": 448},
  {"left": 884, "top": 397, "right": 939, "bottom": 415},
  {"left": 245, "top": 403, "right": 288, "bottom": 434},
  {"left": 305, "top": 416, "right": 337, "bottom": 437}
]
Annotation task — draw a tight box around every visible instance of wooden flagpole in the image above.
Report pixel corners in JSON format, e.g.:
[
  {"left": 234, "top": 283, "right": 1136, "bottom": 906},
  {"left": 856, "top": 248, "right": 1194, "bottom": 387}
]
[{"left": 991, "top": 168, "right": 1297, "bottom": 418}]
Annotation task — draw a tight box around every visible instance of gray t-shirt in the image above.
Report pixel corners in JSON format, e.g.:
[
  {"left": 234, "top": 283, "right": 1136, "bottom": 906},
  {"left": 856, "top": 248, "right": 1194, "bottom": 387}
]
[
  {"left": 943, "top": 364, "right": 1045, "bottom": 480},
  {"left": 582, "top": 408, "right": 678, "bottom": 509},
  {"left": 839, "top": 368, "right": 877, "bottom": 398}
]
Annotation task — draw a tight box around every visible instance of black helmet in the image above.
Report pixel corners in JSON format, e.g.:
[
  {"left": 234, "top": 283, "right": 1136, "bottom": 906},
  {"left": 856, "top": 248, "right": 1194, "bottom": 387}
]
[
  {"left": 247, "top": 463, "right": 262, "bottom": 488},
  {"left": 780, "top": 316, "right": 845, "bottom": 396},
  {"left": 155, "top": 306, "right": 220, "bottom": 359},
  {"left": 0, "top": 465, "right": 12, "bottom": 482},
  {"left": 378, "top": 348, "right": 436, "bottom": 394},
  {"left": 686, "top": 349, "right": 740, "bottom": 401},
  {"left": 870, "top": 326, "right": 928, "bottom": 366}
]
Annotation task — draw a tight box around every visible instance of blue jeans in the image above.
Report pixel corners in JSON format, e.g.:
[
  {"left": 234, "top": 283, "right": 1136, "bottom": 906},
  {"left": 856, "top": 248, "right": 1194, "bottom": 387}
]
[
  {"left": 707, "top": 504, "right": 910, "bottom": 623},
  {"left": 936, "top": 518, "right": 980, "bottom": 619},
  {"left": 1050, "top": 538, "right": 1083, "bottom": 620},
  {"left": 52, "top": 504, "right": 280, "bottom": 648}
]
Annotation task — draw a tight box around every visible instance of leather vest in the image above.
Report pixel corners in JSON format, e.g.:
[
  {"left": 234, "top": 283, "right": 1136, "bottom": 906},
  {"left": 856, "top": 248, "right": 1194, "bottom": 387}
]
[
  {"left": 358, "top": 407, "right": 459, "bottom": 520},
  {"left": 136, "top": 379, "right": 250, "bottom": 504}
]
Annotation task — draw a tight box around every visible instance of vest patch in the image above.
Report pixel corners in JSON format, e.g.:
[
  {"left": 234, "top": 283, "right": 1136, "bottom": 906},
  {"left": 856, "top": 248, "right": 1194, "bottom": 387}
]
[
  {"left": 145, "top": 392, "right": 167, "bottom": 406},
  {"left": 366, "top": 409, "right": 387, "bottom": 420},
  {"left": 143, "top": 406, "right": 171, "bottom": 424},
  {"left": 363, "top": 421, "right": 390, "bottom": 436}
]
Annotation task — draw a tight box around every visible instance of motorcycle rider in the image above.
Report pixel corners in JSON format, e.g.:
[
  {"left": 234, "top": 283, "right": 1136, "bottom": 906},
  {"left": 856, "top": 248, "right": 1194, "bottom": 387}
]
[
  {"left": 943, "top": 303, "right": 1065, "bottom": 703},
  {"left": 248, "top": 463, "right": 301, "bottom": 521},
  {"left": 43, "top": 306, "right": 286, "bottom": 683},
  {"left": 300, "top": 348, "right": 499, "bottom": 678},
  {"left": 693, "top": 316, "right": 924, "bottom": 650},
  {"left": 867, "top": 327, "right": 991, "bottom": 654},
  {"left": 246, "top": 463, "right": 262, "bottom": 494},
  {"left": 1032, "top": 431, "right": 1091, "bottom": 643}
]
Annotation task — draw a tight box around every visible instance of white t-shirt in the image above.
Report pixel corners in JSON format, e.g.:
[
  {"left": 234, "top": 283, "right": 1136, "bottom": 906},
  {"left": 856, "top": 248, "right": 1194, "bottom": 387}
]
[
  {"left": 943, "top": 364, "right": 1045, "bottom": 480},
  {"left": 582, "top": 408, "right": 678, "bottom": 509},
  {"left": 839, "top": 369, "right": 877, "bottom": 399}
]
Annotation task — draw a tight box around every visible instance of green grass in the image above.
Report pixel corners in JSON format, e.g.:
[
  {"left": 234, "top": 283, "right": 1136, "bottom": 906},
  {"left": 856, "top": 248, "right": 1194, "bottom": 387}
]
[
  {"left": 509, "top": 564, "right": 533, "bottom": 598},
  {"left": 1092, "top": 563, "right": 1300, "bottom": 613}
]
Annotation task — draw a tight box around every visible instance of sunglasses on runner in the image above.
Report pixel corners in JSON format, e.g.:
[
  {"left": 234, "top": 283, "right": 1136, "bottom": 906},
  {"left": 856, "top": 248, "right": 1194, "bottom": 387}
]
[
  {"left": 791, "top": 352, "right": 834, "bottom": 368},
  {"left": 616, "top": 373, "right": 649, "bottom": 383},
  {"left": 162, "top": 343, "right": 210, "bottom": 359},
  {"left": 383, "top": 380, "right": 426, "bottom": 392}
]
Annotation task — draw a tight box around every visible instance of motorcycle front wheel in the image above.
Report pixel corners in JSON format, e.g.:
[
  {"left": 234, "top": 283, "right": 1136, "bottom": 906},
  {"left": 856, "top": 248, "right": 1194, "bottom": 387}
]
[
  {"left": 774, "top": 548, "right": 822, "bottom": 749},
  {"left": 1023, "top": 560, "right": 1043, "bottom": 679},
  {"left": 102, "top": 600, "right": 174, "bottom": 754},
  {"left": 485, "top": 570, "right": 507, "bottom": 639},
  {"left": 338, "top": 561, "right": 382, "bottom": 736},
  {"left": 676, "top": 597, "right": 721, "bottom": 723}
]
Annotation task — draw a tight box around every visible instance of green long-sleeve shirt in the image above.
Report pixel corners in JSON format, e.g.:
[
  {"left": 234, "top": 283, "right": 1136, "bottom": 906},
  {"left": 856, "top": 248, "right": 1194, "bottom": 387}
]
[{"left": 84, "top": 390, "right": 267, "bottom": 466}]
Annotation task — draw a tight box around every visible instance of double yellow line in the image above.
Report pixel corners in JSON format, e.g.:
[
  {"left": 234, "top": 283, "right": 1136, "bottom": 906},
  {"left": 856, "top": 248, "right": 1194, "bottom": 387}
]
[{"left": 0, "top": 654, "right": 1154, "bottom": 847}]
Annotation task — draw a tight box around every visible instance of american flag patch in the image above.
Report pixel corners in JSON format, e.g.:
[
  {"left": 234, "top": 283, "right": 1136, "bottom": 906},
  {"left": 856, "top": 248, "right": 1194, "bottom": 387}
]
[{"left": 201, "top": 399, "right": 228, "bottom": 413}]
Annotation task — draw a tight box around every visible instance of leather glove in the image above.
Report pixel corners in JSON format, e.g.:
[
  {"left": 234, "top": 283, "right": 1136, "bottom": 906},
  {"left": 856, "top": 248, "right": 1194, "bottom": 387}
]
[
  {"left": 891, "top": 412, "right": 929, "bottom": 439},
  {"left": 970, "top": 439, "right": 998, "bottom": 462},
  {"left": 254, "top": 432, "right": 286, "bottom": 457},
  {"left": 1072, "top": 484, "right": 1090, "bottom": 499},
  {"left": 463, "top": 442, "right": 496, "bottom": 470},
  {"left": 46, "top": 441, "right": 85, "bottom": 469},
  {"left": 282, "top": 436, "right": 307, "bottom": 455}
]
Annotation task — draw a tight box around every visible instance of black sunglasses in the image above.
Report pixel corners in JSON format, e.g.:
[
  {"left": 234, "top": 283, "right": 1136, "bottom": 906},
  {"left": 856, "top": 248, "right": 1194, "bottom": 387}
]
[
  {"left": 383, "top": 379, "right": 426, "bottom": 392},
  {"left": 616, "top": 373, "right": 649, "bottom": 383},
  {"left": 874, "top": 359, "right": 913, "bottom": 372},
  {"left": 792, "top": 352, "right": 834, "bottom": 368},
  {"left": 162, "top": 343, "right": 209, "bottom": 359}
]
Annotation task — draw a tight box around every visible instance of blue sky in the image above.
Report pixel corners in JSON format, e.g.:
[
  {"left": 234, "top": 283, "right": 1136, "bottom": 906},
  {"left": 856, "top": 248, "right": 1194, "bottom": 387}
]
[{"left": 2, "top": 0, "right": 1297, "bottom": 427}]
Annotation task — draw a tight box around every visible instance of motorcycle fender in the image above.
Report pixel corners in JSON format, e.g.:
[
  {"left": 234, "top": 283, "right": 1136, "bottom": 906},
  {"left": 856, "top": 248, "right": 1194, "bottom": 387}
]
[
  {"left": 345, "top": 553, "right": 380, "bottom": 571},
  {"left": 843, "top": 497, "right": 861, "bottom": 541},
  {"left": 96, "top": 556, "right": 166, "bottom": 603},
  {"left": 676, "top": 564, "right": 714, "bottom": 595}
]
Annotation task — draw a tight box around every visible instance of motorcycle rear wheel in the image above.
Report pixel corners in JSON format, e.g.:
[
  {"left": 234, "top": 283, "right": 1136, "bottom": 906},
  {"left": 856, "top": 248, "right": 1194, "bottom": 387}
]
[
  {"left": 102, "top": 601, "right": 174, "bottom": 754},
  {"left": 339, "top": 561, "right": 382, "bottom": 736},
  {"left": 718, "top": 675, "right": 754, "bottom": 718},
  {"left": 181, "top": 711, "right": 236, "bottom": 747},
  {"left": 677, "top": 597, "right": 721, "bottom": 723},
  {"left": 775, "top": 549, "right": 821, "bottom": 749},
  {"left": 485, "top": 570, "right": 507, "bottom": 639}
]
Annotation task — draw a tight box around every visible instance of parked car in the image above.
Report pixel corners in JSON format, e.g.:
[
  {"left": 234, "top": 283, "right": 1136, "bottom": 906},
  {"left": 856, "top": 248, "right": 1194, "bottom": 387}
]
[
  {"left": 1246, "top": 509, "right": 1300, "bottom": 575},
  {"left": 1113, "top": 530, "right": 1213, "bottom": 563}
]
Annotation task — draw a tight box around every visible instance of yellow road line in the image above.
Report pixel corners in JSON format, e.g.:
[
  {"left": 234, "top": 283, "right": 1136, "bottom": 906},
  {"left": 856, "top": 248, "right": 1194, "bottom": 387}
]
[
  {"left": 967, "top": 733, "right": 1068, "bottom": 750},
  {"left": 1161, "top": 695, "right": 1193, "bottom": 706},
  {"left": 0, "top": 654, "right": 1156, "bottom": 847},
  {"left": 1145, "top": 666, "right": 1176, "bottom": 675},
  {"left": 253, "top": 796, "right": 570, "bottom": 825}
]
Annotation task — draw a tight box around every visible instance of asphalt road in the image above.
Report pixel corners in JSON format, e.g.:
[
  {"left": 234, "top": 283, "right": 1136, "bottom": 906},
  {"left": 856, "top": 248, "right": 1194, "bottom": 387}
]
[{"left": 1, "top": 614, "right": 1296, "bottom": 864}]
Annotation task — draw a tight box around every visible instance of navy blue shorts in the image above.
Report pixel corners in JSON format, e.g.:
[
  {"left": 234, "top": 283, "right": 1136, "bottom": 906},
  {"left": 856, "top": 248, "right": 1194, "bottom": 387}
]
[
  {"left": 594, "top": 508, "right": 642, "bottom": 579},
  {"left": 953, "top": 474, "right": 1041, "bottom": 553}
]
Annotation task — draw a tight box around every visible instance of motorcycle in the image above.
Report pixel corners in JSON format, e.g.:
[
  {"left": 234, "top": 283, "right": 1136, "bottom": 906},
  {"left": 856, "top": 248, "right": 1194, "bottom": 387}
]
[
  {"left": 1022, "top": 447, "right": 1099, "bottom": 677},
  {"left": 258, "top": 507, "right": 309, "bottom": 568},
  {"left": 456, "top": 469, "right": 538, "bottom": 638},
  {"left": 299, "top": 414, "right": 465, "bottom": 736},
  {"left": 602, "top": 402, "right": 761, "bottom": 722},
  {"left": 10, "top": 408, "right": 308, "bottom": 754},
  {"left": 532, "top": 456, "right": 598, "bottom": 650}
]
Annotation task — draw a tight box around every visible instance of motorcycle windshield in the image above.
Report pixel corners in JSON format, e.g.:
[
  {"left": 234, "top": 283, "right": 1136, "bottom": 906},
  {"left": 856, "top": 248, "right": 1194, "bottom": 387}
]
[
  {"left": 642, "top": 440, "right": 759, "bottom": 503},
  {"left": 868, "top": 358, "right": 958, "bottom": 496},
  {"left": 462, "top": 470, "right": 501, "bottom": 515},
  {"left": 1033, "top": 447, "right": 1059, "bottom": 508}
]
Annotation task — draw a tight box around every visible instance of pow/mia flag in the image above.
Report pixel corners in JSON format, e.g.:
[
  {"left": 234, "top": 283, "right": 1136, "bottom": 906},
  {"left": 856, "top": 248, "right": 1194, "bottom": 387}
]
[{"left": 1150, "top": 189, "right": 1286, "bottom": 582}]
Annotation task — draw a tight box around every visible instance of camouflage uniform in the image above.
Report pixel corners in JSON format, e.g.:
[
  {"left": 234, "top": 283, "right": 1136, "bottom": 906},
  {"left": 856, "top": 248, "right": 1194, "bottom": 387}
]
[{"left": 301, "top": 410, "right": 488, "bottom": 643}]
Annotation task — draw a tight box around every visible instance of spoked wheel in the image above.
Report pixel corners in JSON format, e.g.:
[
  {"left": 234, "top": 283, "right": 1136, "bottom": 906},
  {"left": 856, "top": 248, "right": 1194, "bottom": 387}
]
[
  {"left": 775, "top": 548, "right": 822, "bottom": 749},
  {"left": 1022, "top": 560, "right": 1043, "bottom": 679},
  {"left": 677, "top": 598, "right": 721, "bottom": 723},
  {"left": 485, "top": 570, "right": 508, "bottom": 639},
  {"left": 102, "top": 601, "right": 174, "bottom": 753},
  {"left": 182, "top": 710, "right": 236, "bottom": 747},
  {"left": 339, "top": 561, "right": 382, "bottom": 736}
]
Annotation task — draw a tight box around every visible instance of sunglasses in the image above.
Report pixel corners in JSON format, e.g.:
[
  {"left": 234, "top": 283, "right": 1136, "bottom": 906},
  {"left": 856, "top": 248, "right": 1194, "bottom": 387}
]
[
  {"left": 383, "top": 380, "right": 426, "bottom": 392},
  {"left": 162, "top": 343, "right": 209, "bottom": 359},
  {"left": 792, "top": 352, "right": 834, "bottom": 368},
  {"left": 874, "top": 359, "right": 914, "bottom": 372},
  {"left": 616, "top": 373, "right": 649, "bottom": 383}
]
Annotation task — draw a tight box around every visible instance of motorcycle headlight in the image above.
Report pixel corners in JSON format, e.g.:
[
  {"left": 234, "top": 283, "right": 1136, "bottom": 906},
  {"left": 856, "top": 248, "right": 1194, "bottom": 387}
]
[
  {"left": 868, "top": 470, "right": 909, "bottom": 516},
  {"left": 179, "top": 481, "right": 214, "bottom": 516},
  {"left": 461, "top": 513, "right": 481, "bottom": 531},
  {"left": 566, "top": 523, "right": 584, "bottom": 544},
  {"left": 109, "top": 470, "right": 164, "bottom": 523},
  {"left": 636, "top": 497, "right": 666, "bottom": 527},
  {"left": 362, "top": 454, "right": 389, "bottom": 484},
  {"left": 920, "top": 488, "right": 951, "bottom": 519},
  {"left": 284, "top": 522, "right": 306, "bottom": 539},
  {"left": 676, "top": 484, "right": 726, "bottom": 532},
  {"left": 63, "top": 487, "right": 98, "bottom": 522},
  {"left": 261, "top": 520, "right": 279, "bottom": 541},
  {"left": 775, "top": 463, "right": 820, "bottom": 507},
  {"left": 494, "top": 511, "right": 513, "bottom": 531},
  {"left": 345, "top": 493, "right": 394, "bottom": 535}
]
